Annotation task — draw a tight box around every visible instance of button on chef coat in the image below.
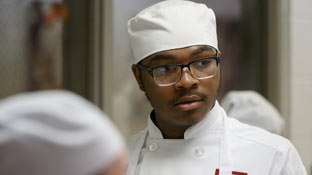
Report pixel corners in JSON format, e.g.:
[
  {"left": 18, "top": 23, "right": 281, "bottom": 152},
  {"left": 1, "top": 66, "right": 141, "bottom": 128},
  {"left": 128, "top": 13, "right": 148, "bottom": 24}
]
[{"left": 127, "top": 101, "right": 307, "bottom": 175}]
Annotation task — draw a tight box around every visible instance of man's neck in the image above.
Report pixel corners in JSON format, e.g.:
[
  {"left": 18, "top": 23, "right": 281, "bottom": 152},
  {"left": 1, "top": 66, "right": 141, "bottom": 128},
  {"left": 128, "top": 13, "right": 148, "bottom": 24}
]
[{"left": 151, "top": 111, "right": 191, "bottom": 139}]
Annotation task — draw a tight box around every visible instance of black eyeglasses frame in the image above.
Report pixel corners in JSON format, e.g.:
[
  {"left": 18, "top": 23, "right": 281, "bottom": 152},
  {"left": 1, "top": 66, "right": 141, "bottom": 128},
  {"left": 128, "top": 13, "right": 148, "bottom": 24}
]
[{"left": 137, "top": 57, "right": 221, "bottom": 78}]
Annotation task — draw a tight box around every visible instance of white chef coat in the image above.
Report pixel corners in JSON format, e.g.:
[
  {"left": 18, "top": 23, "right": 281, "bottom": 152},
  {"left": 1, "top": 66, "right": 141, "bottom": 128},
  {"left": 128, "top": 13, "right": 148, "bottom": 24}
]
[{"left": 127, "top": 101, "right": 307, "bottom": 175}]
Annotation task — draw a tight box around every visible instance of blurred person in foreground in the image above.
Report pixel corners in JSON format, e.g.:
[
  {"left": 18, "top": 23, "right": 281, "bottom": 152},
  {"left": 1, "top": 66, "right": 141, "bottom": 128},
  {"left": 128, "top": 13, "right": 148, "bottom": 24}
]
[
  {"left": 221, "top": 90, "right": 285, "bottom": 135},
  {"left": 0, "top": 90, "right": 127, "bottom": 175},
  {"left": 126, "top": 0, "right": 306, "bottom": 175}
]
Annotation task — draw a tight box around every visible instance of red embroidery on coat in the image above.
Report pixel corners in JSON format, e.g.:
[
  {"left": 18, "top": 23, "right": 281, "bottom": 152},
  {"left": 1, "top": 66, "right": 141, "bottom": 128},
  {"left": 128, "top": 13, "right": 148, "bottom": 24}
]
[
  {"left": 215, "top": 169, "right": 247, "bottom": 175},
  {"left": 232, "top": 171, "right": 248, "bottom": 175}
]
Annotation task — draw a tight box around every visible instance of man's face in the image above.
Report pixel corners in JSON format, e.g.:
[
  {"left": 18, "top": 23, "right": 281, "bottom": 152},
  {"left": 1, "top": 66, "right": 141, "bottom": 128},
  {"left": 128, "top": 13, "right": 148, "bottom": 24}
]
[{"left": 132, "top": 45, "right": 220, "bottom": 131}]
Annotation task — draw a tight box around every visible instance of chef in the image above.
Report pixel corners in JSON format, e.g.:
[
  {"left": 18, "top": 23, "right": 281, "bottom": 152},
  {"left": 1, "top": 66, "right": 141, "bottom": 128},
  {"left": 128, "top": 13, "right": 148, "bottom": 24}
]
[
  {"left": 221, "top": 90, "right": 285, "bottom": 135},
  {"left": 126, "top": 0, "right": 307, "bottom": 175},
  {"left": 0, "top": 90, "right": 127, "bottom": 175}
]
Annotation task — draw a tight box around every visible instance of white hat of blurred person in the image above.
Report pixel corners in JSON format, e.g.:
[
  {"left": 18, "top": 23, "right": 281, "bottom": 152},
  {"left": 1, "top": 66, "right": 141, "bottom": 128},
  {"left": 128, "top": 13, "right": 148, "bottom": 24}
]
[
  {"left": 221, "top": 90, "right": 285, "bottom": 135},
  {"left": 127, "top": 0, "right": 218, "bottom": 63},
  {"left": 0, "top": 90, "right": 126, "bottom": 175}
]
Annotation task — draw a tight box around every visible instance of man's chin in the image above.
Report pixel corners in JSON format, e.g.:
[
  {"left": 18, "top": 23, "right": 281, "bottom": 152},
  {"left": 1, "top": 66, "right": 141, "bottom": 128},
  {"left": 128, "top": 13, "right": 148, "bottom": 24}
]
[{"left": 174, "top": 111, "right": 206, "bottom": 127}]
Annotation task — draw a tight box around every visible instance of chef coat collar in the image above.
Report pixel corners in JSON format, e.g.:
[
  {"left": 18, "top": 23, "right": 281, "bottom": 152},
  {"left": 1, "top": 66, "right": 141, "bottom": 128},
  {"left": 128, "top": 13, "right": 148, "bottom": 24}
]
[{"left": 147, "top": 101, "right": 222, "bottom": 139}]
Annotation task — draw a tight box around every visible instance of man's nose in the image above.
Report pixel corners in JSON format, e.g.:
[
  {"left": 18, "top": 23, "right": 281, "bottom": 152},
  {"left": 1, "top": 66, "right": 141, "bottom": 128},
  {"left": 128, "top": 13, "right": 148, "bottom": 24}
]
[{"left": 174, "top": 67, "right": 198, "bottom": 90}]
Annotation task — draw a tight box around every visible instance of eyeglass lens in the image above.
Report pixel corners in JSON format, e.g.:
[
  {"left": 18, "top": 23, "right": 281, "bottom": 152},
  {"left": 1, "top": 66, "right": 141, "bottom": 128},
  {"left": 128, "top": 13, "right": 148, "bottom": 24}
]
[{"left": 152, "top": 58, "right": 218, "bottom": 86}]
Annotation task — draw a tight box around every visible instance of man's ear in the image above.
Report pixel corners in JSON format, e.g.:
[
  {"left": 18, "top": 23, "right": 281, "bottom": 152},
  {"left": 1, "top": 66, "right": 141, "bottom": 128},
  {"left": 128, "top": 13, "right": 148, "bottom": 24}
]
[{"left": 132, "top": 64, "right": 145, "bottom": 91}]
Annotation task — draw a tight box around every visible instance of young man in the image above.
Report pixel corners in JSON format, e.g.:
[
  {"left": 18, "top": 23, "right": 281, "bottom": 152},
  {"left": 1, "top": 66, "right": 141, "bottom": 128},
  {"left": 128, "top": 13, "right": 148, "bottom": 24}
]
[
  {"left": 127, "top": 1, "right": 307, "bottom": 175},
  {"left": 0, "top": 90, "right": 127, "bottom": 175}
]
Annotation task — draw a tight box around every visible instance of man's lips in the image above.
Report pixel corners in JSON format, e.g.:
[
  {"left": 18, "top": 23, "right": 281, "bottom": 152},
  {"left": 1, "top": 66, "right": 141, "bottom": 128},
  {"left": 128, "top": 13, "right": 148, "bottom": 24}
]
[{"left": 174, "top": 95, "right": 203, "bottom": 111}]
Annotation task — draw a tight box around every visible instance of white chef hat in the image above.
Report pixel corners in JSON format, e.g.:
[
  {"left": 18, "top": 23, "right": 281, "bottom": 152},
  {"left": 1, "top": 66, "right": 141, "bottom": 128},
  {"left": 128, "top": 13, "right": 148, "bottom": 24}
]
[
  {"left": 0, "top": 90, "right": 125, "bottom": 175},
  {"left": 221, "top": 90, "right": 285, "bottom": 135},
  {"left": 127, "top": 0, "right": 218, "bottom": 63}
]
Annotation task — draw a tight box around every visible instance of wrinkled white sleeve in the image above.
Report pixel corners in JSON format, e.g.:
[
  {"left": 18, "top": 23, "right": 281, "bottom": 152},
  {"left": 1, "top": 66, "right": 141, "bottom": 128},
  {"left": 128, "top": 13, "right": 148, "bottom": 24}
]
[{"left": 269, "top": 141, "right": 307, "bottom": 175}]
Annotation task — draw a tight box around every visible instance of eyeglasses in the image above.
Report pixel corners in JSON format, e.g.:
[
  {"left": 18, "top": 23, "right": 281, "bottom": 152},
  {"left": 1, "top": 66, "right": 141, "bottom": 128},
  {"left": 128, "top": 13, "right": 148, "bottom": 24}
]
[{"left": 137, "top": 57, "right": 220, "bottom": 86}]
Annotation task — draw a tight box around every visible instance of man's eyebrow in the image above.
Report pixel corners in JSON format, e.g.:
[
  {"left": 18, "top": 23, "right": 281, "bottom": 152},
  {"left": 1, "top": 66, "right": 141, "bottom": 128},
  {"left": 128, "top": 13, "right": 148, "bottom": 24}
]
[
  {"left": 149, "top": 54, "right": 175, "bottom": 64},
  {"left": 190, "top": 46, "right": 216, "bottom": 57}
]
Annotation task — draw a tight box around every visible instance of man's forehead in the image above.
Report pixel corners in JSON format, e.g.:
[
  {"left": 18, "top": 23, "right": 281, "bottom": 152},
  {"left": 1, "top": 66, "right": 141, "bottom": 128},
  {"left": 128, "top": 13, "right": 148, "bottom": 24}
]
[{"left": 141, "top": 45, "right": 217, "bottom": 64}]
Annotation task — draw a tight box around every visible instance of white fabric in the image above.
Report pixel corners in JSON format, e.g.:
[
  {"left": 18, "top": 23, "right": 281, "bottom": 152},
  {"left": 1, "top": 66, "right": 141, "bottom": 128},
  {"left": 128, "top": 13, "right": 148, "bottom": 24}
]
[
  {"left": 127, "top": 0, "right": 218, "bottom": 63},
  {"left": 127, "top": 101, "right": 307, "bottom": 175},
  {"left": 221, "top": 90, "right": 285, "bottom": 135},
  {"left": 0, "top": 90, "right": 125, "bottom": 175}
]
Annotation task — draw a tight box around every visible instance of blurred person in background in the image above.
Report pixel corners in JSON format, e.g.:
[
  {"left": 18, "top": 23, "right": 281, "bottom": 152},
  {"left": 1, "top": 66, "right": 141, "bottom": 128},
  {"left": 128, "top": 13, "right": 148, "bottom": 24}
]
[
  {"left": 0, "top": 90, "right": 127, "bottom": 175},
  {"left": 221, "top": 90, "right": 285, "bottom": 135},
  {"left": 28, "top": 1, "right": 67, "bottom": 91},
  {"left": 126, "top": 1, "right": 306, "bottom": 175},
  {"left": 0, "top": 2, "right": 128, "bottom": 174}
]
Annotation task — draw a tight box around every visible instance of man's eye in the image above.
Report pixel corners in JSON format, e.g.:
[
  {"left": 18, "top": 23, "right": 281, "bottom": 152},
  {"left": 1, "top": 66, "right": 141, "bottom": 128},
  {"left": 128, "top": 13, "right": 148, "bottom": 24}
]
[
  {"left": 194, "top": 59, "right": 212, "bottom": 68},
  {"left": 155, "top": 66, "right": 176, "bottom": 73}
]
